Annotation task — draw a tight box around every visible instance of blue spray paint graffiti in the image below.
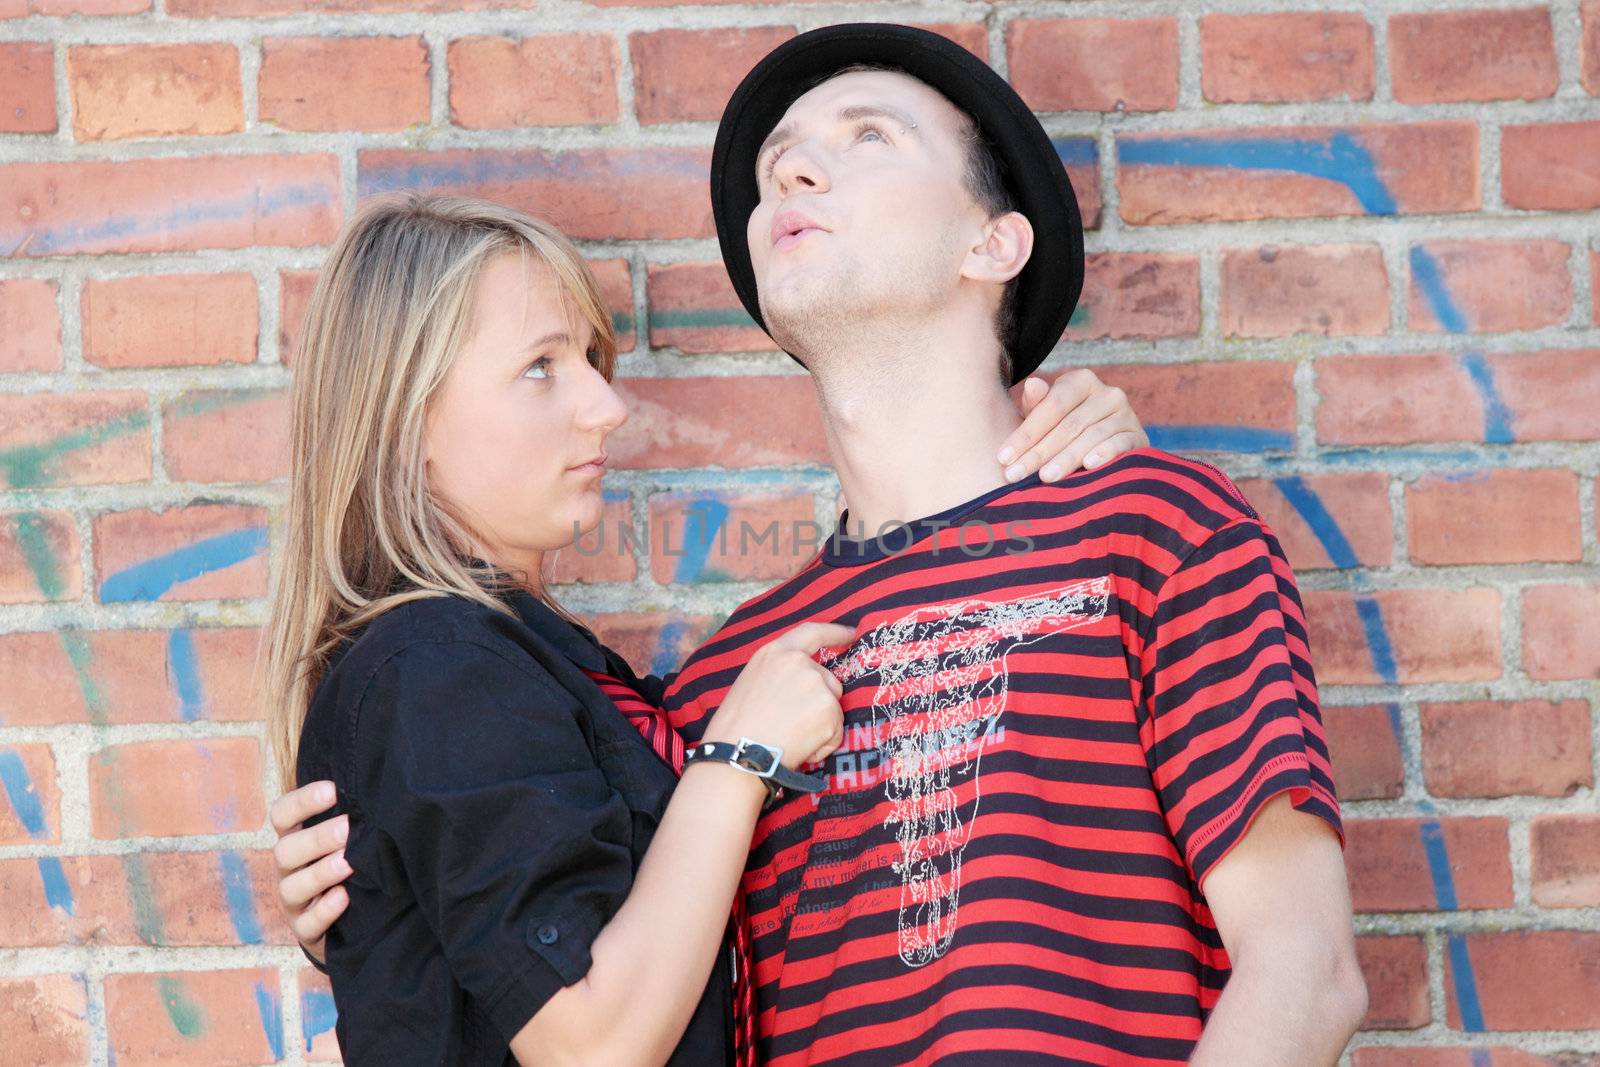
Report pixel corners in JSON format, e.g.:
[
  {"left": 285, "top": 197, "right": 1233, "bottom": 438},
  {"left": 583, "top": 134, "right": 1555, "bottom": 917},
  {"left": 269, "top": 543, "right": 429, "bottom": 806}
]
[
  {"left": 0, "top": 748, "right": 48, "bottom": 838},
  {"left": 1117, "top": 131, "right": 1398, "bottom": 214},
  {"left": 1147, "top": 426, "right": 1295, "bottom": 454},
  {"left": 37, "top": 856, "right": 74, "bottom": 915},
  {"left": 168, "top": 629, "right": 206, "bottom": 722},
  {"left": 253, "top": 982, "right": 286, "bottom": 1061},
  {"left": 219, "top": 851, "right": 263, "bottom": 946},
  {"left": 674, "top": 498, "right": 732, "bottom": 583},
  {"left": 99, "top": 526, "right": 268, "bottom": 603},
  {"left": 301, "top": 988, "right": 338, "bottom": 1051}
]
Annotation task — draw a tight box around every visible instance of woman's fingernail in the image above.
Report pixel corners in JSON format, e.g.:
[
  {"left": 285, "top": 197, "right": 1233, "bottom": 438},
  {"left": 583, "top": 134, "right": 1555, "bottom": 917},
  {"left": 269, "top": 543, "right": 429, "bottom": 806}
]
[
  {"left": 318, "top": 782, "right": 335, "bottom": 804},
  {"left": 1085, "top": 450, "right": 1103, "bottom": 468},
  {"left": 1004, "top": 464, "right": 1024, "bottom": 482},
  {"left": 997, "top": 446, "right": 1015, "bottom": 465},
  {"left": 1040, "top": 464, "right": 1061, "bottom": 482}
]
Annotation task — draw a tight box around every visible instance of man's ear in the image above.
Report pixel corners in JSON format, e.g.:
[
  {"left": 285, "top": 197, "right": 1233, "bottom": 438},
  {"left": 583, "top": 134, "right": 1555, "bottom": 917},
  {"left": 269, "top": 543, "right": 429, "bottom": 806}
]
[{"left": 961, "top": 210, "right": 1033, "bottom": 285}]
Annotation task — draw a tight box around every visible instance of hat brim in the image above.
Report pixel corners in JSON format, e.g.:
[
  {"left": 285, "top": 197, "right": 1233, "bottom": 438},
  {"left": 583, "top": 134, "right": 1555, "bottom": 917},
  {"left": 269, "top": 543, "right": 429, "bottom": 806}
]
[{"left": 710, "top": 22, "right": 1084, "bottom": 386}]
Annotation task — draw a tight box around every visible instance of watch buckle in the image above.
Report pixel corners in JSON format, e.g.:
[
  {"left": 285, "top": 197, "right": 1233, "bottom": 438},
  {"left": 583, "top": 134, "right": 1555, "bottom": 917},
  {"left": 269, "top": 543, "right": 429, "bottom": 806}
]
[{"left": 732, "top": 736, "right": 782, "bottom": 778}]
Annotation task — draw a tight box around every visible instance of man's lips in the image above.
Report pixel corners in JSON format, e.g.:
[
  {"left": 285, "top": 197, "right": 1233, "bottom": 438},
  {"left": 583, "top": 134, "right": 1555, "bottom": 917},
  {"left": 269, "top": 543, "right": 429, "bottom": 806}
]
[{"left": 771, "top": 209, "right": 826, "bottom": 250}]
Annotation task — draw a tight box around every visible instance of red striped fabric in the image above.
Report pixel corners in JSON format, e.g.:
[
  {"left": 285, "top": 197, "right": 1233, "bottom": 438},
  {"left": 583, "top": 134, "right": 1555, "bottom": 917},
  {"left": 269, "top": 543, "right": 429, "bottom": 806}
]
[
  {"left": 583, "top": 668, "right": 758, "bottom": 1067},
  {"left": 660, "top": 449, "right": 1342, "bottom": 1065}
]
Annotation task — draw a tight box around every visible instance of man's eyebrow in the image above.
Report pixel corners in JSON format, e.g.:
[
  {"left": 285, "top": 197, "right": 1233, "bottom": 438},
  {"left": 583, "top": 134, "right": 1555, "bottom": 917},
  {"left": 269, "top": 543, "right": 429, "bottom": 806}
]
[{"left": 755, "top": 103, "right": 924, "bottom": 170}]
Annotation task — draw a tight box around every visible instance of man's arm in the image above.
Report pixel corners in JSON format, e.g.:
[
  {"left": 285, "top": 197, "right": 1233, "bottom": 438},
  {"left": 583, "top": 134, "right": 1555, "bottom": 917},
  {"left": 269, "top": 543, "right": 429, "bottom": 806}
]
[{"left": 1188, "top": 793, "right": 1368, "bottom": 1066}]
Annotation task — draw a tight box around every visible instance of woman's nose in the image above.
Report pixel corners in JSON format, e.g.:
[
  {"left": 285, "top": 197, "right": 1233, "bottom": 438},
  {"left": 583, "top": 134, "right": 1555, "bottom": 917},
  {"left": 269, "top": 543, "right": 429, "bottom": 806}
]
[{"left": 578, "top": 369, "right": 629, "bottom": 434}]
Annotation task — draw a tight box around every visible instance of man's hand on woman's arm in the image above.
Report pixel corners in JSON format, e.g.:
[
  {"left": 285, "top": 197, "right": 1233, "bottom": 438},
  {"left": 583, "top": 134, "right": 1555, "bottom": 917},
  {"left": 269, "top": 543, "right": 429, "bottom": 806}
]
[
  {"left": 269, "top": 781, "right": 351, "bottom": 965},
  {"left": 1001, "top": 369, "right": 1148, "bottom": 483}
]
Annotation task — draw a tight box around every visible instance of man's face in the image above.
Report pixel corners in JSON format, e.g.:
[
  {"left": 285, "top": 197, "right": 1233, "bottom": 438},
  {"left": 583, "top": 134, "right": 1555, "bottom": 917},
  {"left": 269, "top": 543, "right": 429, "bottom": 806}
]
[{"left": 745, "top": 70, "right": 988, "bottom": 354}]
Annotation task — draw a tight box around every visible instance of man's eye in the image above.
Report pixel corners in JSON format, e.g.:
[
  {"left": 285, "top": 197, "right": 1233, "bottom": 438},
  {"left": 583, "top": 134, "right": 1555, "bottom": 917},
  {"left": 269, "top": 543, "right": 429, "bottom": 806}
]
[
  {"left": 854, "top": 123, "right": 888, "bottom": 144},
  {"left": 522, "top": 358, "right": 550, "bottom": 380}
]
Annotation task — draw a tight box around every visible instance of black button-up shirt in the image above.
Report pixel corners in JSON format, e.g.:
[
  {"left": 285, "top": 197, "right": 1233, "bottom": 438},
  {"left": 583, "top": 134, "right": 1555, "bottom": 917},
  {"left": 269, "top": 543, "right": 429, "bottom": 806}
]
[{"left": 296, "top": 587, "right": 734, "bottom": 1066}]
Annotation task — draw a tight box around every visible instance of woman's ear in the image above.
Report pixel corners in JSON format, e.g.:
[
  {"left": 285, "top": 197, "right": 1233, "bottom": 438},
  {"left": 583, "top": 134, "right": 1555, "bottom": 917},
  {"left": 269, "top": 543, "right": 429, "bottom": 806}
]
[{"left": 961, "top": 210, "right": 1034, "bottom": 285}]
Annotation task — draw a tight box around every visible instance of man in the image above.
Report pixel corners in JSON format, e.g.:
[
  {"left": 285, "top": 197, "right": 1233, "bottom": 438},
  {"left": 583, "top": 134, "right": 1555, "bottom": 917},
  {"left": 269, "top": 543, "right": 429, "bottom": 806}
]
[{"left": 275, "top": 23, "right": 1365, "bottom": 1065}]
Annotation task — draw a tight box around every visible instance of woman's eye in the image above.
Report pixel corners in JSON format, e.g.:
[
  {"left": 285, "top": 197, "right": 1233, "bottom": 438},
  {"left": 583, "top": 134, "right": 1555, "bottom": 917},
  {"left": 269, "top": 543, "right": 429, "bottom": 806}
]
[{"left": 522, "top": 358, "right": 551, "bottom": 380}]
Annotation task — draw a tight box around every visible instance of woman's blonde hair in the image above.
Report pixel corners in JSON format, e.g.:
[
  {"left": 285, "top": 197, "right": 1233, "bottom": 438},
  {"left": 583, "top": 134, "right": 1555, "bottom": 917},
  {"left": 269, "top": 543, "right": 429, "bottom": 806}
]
[{"left": 262, "top": 193, "right": 618, "bottom": 790}]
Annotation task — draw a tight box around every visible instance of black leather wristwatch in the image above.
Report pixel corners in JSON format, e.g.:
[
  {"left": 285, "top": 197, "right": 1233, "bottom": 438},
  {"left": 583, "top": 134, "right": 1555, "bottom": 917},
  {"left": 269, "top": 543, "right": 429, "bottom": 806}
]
[{"left": 682, "top": 736, "right": 829, "bottom": 803}]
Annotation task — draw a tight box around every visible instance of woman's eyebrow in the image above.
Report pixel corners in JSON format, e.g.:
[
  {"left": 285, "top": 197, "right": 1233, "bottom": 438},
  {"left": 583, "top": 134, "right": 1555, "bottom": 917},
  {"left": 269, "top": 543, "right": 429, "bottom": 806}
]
[{"left": 520, "top": 331, "right": 572, "bottom": 353}]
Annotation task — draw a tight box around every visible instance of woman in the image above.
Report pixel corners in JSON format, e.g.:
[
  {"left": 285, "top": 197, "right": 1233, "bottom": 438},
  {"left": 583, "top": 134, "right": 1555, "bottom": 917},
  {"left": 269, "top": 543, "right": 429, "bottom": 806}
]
[{"left": 267, "top": 193, "right": 1148, "bottom": 1065}]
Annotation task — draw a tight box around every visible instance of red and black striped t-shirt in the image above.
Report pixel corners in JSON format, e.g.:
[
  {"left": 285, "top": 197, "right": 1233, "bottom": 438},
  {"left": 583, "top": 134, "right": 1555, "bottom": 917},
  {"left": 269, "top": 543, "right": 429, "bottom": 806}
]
[{"left": 659, "top": 449, "right": 1342, "bottom": 1065}]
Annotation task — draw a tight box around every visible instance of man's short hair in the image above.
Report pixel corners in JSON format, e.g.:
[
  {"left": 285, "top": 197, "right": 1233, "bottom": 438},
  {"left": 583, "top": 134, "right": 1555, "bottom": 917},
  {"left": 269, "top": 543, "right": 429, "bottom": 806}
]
[{"left": 814, "top": 64, "right": 1022, "bottom": 384}]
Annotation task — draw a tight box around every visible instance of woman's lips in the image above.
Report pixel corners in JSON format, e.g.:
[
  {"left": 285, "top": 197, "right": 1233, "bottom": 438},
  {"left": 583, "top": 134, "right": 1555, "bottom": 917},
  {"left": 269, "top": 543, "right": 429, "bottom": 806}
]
[{"left": 568, "top": 455, "right": 607, "bottom": 476}]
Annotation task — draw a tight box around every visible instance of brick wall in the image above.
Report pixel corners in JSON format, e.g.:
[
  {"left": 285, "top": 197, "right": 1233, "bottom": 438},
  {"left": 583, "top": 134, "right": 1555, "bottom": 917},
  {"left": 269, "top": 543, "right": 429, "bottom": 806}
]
[{"left": 1, "top": 1, "right": 1597, "bottom": 1064}]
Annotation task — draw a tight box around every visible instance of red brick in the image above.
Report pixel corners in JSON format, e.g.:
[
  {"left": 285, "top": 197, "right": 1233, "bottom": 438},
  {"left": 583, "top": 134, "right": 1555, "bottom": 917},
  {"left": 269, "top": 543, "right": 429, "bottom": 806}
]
[
  {"left": 359, "top": 147, "right": 711, "bottom": 241},
  {"left": 0, "top": 278, "right": 62, "bottom": 371},
  {"left": 1118, "top": 122, "right": 1479, "bottom": 225},
  {"left": 1407, "top": 469, "right": 1581, "bottom": 565},
  {"left": 1093, "top": 361, "right": 1297, "bottom": 454},
  {"left": 607, "top": 376, "right": 827, "bottom": 470},
  {"left": 0, "top": 391, "right": 151, "bottom": 489},
  {"left": 90, "top": 737, "right": 263, "bottom": 838},
  {"left": 1322, "top": 704, "right": 1404, "bottom": 801},
  {"left": 260, "top": 35, "right": 429, "bottom": 133},
  {"left": 0, "top": 743, "right": 61, "bottom": 844},
  {"left": 82, "top": 273, "right": 257, "bottom": 368},
  {"left": 0, "top": 976, "right": 88, "bottom": 1066},
  {"left": 1446, "top": 931, "right": 1600, "bottom": 1031},
  {"left": 278, "top": 269, "right": 318, "bottom": 364},
  {"left": 0, "top": 627, "right": 263, "bottom": 726},
  {"left": 589, "top": 258, "right": 634, "bottom": 352},
  {"left": 1063, "top": 253, "right": 1199, "bottom": 341},
  {"left": 1316, "top": 350, "right": 1600, "bottom": 445},
  {"left": 1532, "top": 815, "right": 1600, "bottom": 907},
  {"left": 1200, "top": 13, "right": 1374, "bottom": 103},
  {"left": 1522, "top": 584, "right": 1600, "bottom": 679},
  {"left": 299, "top": 968, "right": 341, "bottom": 1061},
  {"left": 1058, "top": 137, "right": 1102, "bottom": 230},
  {"left": 20, "top": 0, "right": 149, "bottom": 10},
  {"left": 547, "top": 490, "right": 636, "bottom": 585},
  {"left": 650, "top": 489, "right": 817, "bottom": 584},
  {"left": 1501, "top": 121, "right": 1600, "bottom": 212},
  {"left": 1304, "top": 587, "right": 1500, "bottom": 684},
  {"left": 2, "top": 154, "right": 341, "bottom": 257},
  {"left": 1356, "top": 1049, "right": 1600, "bottom": 1067},
  {"left": 588, "top": 612, "right": 719, "bottom": 678},
  {"left": 68, "top": 43, "right": 241, "bottom": 141},
  {"left": 1346, "top": 816, "right": 1512, "bottom": 912},
  {"left": 172, "top": 0, "right": 532, "bottom": 11},
  {"left": 1220, "top": 244, "right": 1388, "bottom": 338},
  {"left": 93, "top": 504, "right": 269, "bottom": 604},
  {"left": 1409, "top": 240, "right": 1571, "bottom": 333},
  {"left": 1586, "top": 1, "right": 1600, "bottom": 95},
  {"left": 1008, "top": 18, "right": 1178, "bottom": 113},
  {"left": 1356, "top": 936, "right": 1428, "bottom": 1029},
  {"left": 647, "top": 261, "right": 774, "bottom": 354},
  {"left": 0, "top": 849, "right": 288, "bottom": 947},
  {"left": 1421, "top": 699, "right": 1592, "bottom": 799},
  {"left": 1234, "top": 472, "right": 1393, "bottom": 572},
  {"left": 1390, "top": 8, "right": 1557, "bottom": 104},
  {"left": 587, "top": 0, "right": 844, "bottom": 5},
  {"left": 0, "top": 510, "right": 81, "bottom": 602},
  {"left": 105, "top": 968, "right": 283, "bottom": 1065},
  {"left": 631, "top": 27, "right": 796, "bottom": 125},
  {"left": 449, "top": 34, "right": 616, "bottom": 129},
  {"left": 915, "top": 23, "right": 988, "bottom": 63},
  {"left": 0, "top": 42, "right": 55, "bottom": 133},
  {"left": 163, "top": 390, "right": 289, "bottom": 484}
]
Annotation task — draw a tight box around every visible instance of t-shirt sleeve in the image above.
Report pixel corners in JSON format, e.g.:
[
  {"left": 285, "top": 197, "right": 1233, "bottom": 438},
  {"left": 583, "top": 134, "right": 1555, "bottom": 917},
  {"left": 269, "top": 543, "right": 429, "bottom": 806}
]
[
  {"left": 1137, "top": 518, "right": 1342, "bottom": 889},
  {"left": 350, "top": 639, "right": 636, "bottom": 1044}
]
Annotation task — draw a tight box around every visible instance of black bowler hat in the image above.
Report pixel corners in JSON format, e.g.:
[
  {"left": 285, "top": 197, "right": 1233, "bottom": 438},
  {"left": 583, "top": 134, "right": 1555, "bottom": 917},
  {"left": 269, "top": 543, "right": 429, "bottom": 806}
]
[{"left": 710, "top": 22, "right": 1085, "bottom": 386}]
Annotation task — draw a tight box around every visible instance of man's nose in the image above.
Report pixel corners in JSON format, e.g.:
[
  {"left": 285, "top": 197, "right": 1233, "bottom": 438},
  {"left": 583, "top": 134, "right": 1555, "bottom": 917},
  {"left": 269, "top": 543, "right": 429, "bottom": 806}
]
[{"left": 776, "top": 142, "right": 830, "bottom": 197}]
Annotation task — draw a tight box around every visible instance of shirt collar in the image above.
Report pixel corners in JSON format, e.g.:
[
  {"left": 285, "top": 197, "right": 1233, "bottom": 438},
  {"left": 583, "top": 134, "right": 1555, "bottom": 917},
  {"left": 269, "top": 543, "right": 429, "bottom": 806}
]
[{"left": 502, "top": 586, "right": 608, "bottom": 672}]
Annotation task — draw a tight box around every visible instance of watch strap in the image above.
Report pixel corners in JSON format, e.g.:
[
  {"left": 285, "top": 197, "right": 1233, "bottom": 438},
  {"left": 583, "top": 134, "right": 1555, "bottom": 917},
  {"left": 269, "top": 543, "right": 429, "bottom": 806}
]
[{"left": 683, "top": 738, "right": 829, "bottom": 795}]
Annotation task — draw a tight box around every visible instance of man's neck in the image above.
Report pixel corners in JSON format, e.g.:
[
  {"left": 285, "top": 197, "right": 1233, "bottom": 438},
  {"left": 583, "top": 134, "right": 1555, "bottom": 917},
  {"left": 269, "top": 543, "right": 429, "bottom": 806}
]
[{"left": 810, "top": 344, "right": 1022, "bottom": 538}]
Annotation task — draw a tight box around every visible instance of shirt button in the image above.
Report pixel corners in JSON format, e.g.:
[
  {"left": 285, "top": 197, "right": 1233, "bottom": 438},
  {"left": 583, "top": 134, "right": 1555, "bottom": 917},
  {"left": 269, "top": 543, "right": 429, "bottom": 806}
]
[{"left": 536, "top": 924, "right": 559, "bottom": 946}]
